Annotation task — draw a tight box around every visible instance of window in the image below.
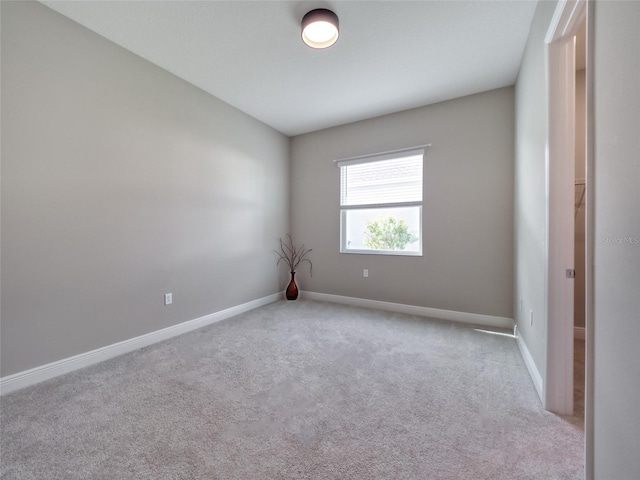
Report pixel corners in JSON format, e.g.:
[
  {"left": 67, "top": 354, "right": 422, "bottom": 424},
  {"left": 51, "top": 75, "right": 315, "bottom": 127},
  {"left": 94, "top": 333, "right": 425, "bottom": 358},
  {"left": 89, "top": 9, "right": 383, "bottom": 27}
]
[{"left": 337, "top": 147, "right": 424, "bottom": 255}]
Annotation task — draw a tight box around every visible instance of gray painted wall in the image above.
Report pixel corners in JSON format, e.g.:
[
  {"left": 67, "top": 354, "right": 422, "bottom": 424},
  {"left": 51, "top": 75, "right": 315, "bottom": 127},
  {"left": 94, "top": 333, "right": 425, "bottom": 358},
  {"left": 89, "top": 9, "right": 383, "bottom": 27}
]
[
  {"left": 0, "top": 1, "right": 289, "bottom": 376},
  {"left": 290, "top": 87, "right": 514, "bottom": 318},
  {"left": 593, "top": 1, "right": 640, "bottom": 477},
  {"left": 513, "top": 0, "right": 558, "bottom": 383}
]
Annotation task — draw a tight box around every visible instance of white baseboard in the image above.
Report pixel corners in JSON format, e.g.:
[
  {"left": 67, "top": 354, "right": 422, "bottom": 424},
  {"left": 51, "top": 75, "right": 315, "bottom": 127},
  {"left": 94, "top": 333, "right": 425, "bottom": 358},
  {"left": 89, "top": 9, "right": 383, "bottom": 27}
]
[
  {"left": 0, "top": 293, "right": 282, "bottom": 396},
  {"left": 574, "top": 326, "right": 585, "bottom": 339},
  {"left": 515, "top": 332, "right": 544, "bottom": 403},
  {"left": 300, "top": 291, "right": 514, "bottom": 329}
]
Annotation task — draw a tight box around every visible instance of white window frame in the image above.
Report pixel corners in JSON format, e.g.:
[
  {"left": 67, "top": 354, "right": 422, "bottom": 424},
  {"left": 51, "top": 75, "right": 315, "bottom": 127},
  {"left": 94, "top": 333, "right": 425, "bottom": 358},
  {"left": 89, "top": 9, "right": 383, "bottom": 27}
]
[{"left": 336, "top": 146, "right": 426, "bottom": 256}]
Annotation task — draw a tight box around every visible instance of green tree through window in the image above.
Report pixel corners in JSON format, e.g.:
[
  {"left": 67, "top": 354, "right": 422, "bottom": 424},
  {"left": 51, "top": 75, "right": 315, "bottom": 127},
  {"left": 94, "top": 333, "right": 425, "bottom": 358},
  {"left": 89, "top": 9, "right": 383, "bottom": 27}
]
[{"left": 363, "top": 215, "right": 418, "bottom": 250}]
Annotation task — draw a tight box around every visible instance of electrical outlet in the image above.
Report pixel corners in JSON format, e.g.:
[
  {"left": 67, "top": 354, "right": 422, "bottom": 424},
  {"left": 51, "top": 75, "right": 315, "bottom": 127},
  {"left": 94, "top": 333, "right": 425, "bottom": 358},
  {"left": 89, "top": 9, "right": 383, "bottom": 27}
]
[
  {"left": 164, "top": 293, "right": 173, "bottom": 306},
  {"left": 529, "top": 310, "right": 534, "bottom": 326},
  {"left": 363, "top": 269, "right": 369, "bottom": 278}
]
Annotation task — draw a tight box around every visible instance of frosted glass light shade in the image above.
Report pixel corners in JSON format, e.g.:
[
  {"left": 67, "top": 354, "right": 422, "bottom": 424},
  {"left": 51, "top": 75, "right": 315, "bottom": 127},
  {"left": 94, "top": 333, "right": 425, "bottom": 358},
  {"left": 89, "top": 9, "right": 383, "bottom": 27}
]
[{"left": 301, "top": 9, "right": 339, "bottom": 49}]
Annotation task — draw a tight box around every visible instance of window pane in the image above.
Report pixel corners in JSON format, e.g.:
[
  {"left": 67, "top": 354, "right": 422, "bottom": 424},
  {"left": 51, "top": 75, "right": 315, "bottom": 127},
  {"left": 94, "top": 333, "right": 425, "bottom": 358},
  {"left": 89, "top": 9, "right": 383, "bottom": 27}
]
[
  {"left": 340, "top": 155, "right": 422, "bottom": 206},
  {"left": 342, "top": 206, "right": 421, "bottom": 254}
]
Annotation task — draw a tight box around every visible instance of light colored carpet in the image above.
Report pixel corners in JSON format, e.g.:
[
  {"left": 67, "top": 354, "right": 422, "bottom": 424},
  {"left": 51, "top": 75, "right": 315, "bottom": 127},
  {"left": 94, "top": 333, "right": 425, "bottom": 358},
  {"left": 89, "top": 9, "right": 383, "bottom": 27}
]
[{"left": 1, "top": 300, "right": 584, "bottom": 479}]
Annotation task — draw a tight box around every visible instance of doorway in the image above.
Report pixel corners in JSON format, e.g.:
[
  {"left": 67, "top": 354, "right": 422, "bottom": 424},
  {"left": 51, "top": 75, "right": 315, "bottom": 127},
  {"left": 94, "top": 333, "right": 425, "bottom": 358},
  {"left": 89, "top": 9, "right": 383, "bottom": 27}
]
[
  {"left": 545, "top": 0, "right": 593, "bottom": 477},
  {"left": 573, "top": 18, "right": 587, "bottom": 418}
]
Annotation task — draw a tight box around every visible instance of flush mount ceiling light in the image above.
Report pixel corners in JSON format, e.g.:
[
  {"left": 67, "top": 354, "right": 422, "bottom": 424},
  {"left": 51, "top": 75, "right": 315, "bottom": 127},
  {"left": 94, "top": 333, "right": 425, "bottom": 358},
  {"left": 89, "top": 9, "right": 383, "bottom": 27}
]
[{"left": 301, "top": 9, "right": 339, "bottom": 49}]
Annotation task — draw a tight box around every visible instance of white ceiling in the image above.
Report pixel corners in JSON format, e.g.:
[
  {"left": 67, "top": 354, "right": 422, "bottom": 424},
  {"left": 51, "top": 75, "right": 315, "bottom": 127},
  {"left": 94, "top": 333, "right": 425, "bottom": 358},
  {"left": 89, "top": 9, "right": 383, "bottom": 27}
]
[{"left": 41, "top": 1, "right": 538, "bottom": 137}]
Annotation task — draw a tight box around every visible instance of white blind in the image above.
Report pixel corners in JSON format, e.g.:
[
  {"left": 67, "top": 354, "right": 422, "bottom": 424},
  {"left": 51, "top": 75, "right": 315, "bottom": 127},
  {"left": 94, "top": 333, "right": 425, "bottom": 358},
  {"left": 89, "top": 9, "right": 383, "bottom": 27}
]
[{"left": 340, "top": 153, "right": 423, "bottom": 207}]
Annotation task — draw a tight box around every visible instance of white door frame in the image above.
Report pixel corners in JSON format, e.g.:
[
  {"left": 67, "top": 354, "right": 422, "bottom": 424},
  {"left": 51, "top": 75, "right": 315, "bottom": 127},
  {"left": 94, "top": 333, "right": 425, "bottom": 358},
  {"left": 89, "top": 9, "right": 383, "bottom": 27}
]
[{"left": 544, "top": 0, "right": 586, "bottom": 415}]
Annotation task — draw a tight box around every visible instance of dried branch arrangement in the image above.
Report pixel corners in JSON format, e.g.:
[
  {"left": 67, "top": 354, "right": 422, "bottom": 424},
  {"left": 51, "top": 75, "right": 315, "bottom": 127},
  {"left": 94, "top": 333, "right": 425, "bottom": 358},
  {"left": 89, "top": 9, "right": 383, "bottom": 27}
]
[{"left": 275, "top": 234, "right": 312, "bottom": 275}]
